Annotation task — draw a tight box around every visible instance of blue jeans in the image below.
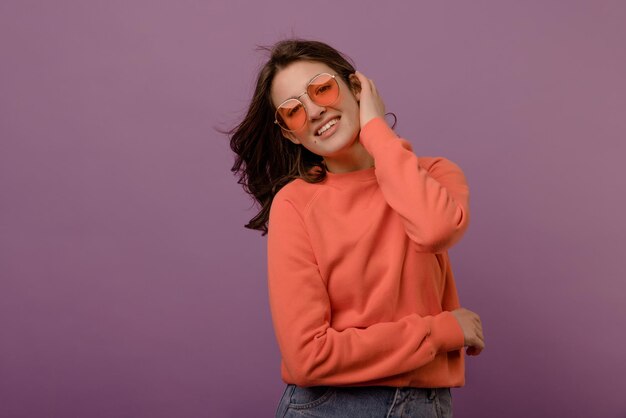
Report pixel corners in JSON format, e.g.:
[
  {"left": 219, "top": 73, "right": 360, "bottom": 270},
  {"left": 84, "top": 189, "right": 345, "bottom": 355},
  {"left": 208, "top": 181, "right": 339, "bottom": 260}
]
[{"left": 275, "top": 384, "right": 453, "bottom": 417}]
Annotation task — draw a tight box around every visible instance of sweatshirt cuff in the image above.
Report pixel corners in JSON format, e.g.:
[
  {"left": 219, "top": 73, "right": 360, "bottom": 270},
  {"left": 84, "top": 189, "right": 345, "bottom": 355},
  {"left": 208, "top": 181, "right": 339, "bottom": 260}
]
[
  {"left": 426, "top": 311, "right": 465, "bottom": 353},
  {"left": 359, "top": 117, "right": 413, "bottom": 155}
]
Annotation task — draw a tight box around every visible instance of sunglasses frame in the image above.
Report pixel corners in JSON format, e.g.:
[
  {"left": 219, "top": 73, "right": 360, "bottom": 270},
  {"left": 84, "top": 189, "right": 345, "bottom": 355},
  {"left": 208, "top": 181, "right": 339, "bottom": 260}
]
[{"left": 273, "top": 73, "right": 340, "bottom": 132}]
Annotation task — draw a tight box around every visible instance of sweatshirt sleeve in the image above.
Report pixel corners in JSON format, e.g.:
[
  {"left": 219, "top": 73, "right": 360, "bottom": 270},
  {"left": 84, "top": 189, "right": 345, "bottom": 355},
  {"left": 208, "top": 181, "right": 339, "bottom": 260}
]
[
  {"left": 267, "top": 194, "right": 465, "bottom": 387},
  {"left": 359, "top": 117, "right": 470, "bottom": 253}
]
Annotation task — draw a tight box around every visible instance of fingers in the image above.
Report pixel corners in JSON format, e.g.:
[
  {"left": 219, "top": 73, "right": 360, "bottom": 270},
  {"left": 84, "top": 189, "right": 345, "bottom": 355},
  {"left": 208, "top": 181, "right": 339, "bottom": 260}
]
[
  {"left": 354, "top": 70, "right": 367, "bottom": 82},
  {"left": 454, "top": 307, "right": 485, "bottom": 355},
  {"left": 354, "top": 71, "right": 370, "bottom": 95},
  {"left": 355, "top": 71, "right": 378, "bottom": 95},
  {"left": 470, "top": 320, "right": 485, "bottom": 355},
  {"left": 473, "top": 320, "right": 485, "bottom": 347},
  {"left": 353, "top": 70, "right": 386, "bottom": 126},
  {"left": 466, "top": 332, "right": 485, "bottom": 356}
]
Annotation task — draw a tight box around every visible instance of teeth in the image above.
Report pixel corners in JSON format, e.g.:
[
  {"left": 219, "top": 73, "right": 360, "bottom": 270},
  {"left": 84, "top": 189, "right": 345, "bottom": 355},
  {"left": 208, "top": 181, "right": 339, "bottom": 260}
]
[{"left": 317, "top": 118, "right": 338, "bottom": 136}]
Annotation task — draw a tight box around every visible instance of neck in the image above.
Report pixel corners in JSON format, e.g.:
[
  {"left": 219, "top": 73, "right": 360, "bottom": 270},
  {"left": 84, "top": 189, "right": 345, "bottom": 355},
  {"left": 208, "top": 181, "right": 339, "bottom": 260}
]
[{"left": 323, "top": 135, "right": 374, "bottom": 174}]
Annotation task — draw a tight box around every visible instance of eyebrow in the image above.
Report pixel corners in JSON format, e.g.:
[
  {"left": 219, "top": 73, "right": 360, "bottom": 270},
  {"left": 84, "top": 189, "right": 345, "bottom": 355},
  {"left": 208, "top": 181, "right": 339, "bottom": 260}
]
[{"left": 284, "top": 72, "right": 326, "bottom": 101}]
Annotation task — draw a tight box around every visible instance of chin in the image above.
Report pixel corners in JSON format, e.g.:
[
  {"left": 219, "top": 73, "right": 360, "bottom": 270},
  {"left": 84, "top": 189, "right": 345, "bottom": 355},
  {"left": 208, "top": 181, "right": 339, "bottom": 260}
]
[{"left": 318, "top": 136, "right": 356, "bottom": 158}]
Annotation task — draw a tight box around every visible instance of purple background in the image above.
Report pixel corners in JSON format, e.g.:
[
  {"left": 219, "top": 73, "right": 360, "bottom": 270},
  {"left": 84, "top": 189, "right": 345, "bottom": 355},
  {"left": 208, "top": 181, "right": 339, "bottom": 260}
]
[{"left": 1, "top": 1, "right": 625, "bottom": 417}]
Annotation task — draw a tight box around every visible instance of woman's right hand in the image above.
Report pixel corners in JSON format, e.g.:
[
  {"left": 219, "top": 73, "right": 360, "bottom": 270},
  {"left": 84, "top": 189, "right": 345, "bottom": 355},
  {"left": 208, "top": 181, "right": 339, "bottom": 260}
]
[
  {"left": 451, "top": 308, "right": 485, "bottom": 356},
  {"left": 352, "top": 71, "right": 386, "bottom": 129}
]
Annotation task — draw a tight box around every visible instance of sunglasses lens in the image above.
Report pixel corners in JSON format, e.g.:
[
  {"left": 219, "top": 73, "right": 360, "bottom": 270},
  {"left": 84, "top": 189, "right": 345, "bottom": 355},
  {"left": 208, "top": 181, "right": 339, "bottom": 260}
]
[
  {"left": 275, "top": 74, "right": 340, "bottom": 131},
  {"left": 308, "top": 74, "right": 339, "bottom": 106},
  {"left": 276, "top": 99, "right": 306, "bottom": 131}
]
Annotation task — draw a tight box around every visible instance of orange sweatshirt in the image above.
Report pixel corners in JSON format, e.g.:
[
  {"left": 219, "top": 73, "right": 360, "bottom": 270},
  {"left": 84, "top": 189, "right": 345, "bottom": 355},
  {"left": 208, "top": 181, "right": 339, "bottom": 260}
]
[{"left": 267, "top": 117, "right": 470, "bottom": 388}]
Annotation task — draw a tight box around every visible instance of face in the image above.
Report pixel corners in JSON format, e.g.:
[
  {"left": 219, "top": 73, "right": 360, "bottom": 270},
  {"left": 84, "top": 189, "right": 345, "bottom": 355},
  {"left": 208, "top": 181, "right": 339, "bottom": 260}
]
[{"left": 270, "top": 61, "right": 361, "bottom": 159}]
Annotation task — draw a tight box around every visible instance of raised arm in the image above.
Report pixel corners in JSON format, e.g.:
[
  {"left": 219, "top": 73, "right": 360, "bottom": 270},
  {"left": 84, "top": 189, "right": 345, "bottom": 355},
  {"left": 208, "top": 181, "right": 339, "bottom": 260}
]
[
  {"left": 353, "top": 71, "right": 469, "bottom": 253},
  {"left": 267, "top": 195, "right": 464, "bottom": 387},
  {"left": 359, "top": 117, "right": 470, "bottom": 253}
]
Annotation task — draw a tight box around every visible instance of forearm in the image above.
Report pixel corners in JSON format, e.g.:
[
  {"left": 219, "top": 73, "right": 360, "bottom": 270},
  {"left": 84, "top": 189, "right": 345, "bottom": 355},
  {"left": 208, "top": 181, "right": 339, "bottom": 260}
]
[
  {"left": 270, "top": 295, "right": 464, "bottom": 387},
  {"left": 359, "top": 117, "right": 470, "bottom": 252},
  {"left": 268, "top": 195, "right": 464, "bottom": 386}
]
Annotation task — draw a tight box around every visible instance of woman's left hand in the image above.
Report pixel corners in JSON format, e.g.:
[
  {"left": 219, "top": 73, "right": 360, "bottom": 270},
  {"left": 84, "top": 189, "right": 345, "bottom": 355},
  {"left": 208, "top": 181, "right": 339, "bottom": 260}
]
[{"left": 353, "top": 71, "right": 386, "bottom": 128}]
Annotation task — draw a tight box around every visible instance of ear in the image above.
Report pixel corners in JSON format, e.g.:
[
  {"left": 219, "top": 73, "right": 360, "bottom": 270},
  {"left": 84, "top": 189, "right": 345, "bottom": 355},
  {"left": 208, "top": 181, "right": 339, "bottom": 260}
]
[
  {"left": 281, "top": 129, "right": 301, "bottom": 145},
  {"left": 349, "top": 73, "right": 362, "bottom": 102}
]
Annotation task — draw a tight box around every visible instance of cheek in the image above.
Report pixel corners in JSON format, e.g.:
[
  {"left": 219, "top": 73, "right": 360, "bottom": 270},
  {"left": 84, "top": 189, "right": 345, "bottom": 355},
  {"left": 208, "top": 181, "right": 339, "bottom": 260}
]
[
  {"left": 347, "top": 103, "right": 361, "bottom": 129},
  {"left": 348, "top": 96, "right": 360, "bottom": 114}
]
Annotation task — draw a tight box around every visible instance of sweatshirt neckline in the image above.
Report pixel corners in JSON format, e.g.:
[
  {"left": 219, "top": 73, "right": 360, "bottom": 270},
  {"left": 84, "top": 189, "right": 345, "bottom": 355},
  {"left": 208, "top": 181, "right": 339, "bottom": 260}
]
[{"left": 324, "top": 166, "right": 376, "bottom": 183}]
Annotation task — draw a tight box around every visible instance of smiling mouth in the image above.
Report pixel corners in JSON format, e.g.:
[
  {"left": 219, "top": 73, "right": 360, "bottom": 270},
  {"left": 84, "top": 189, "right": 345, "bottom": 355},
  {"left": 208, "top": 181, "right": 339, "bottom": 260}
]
[{"left": 316, "top": 117, "right": 340, "bottom": 136}]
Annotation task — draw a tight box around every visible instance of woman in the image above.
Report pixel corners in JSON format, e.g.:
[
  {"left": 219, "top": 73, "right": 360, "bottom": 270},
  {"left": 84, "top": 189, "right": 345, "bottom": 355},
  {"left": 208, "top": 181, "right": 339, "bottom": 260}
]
[{"left": 228, "top": 39, "right": 485, "bottom": 418}]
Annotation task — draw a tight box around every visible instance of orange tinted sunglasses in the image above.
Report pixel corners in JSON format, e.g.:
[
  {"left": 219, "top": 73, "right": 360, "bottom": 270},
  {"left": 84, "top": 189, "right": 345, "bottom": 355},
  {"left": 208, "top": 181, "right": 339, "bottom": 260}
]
[{"left": 274, "top": 73, "right": 340, "bottom": 132}]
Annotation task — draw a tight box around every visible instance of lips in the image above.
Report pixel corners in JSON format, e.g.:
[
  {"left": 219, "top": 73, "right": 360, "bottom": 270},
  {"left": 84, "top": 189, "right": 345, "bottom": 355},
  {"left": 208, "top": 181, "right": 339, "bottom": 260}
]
[{"left": 315, "top": 117, "right": 340, "bottom": 136}]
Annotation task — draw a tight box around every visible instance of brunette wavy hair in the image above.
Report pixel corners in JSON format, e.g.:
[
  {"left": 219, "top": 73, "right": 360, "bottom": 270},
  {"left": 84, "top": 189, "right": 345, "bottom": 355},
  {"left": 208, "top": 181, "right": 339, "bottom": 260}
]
[{"left": 227, "top": 39, "right": 360, "bottom": 236}]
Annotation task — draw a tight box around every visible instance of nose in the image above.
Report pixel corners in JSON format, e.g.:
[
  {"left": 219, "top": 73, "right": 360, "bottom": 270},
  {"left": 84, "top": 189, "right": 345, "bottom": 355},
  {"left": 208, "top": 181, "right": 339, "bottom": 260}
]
[{"left": 302, "top": 94, "right": 326, "bottom": 121}]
